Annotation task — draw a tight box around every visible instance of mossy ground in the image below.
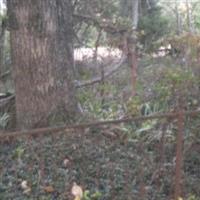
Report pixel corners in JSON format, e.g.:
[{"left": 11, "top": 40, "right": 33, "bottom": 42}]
[{"left": 0, "top": 125, "right": 199, "bottom": 200}]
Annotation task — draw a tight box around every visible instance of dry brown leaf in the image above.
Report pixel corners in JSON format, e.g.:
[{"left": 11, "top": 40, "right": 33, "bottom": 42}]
[
  {"left": 21, "top": 180, "right": 28, "bottom": 189},
  {"left": 21, "top": 180, "right": 31, "bottom": 195},
  {"left": 71, "top": 182, "right": 83, "bottom": 199},
  {"left": 63, "top": 158, "right": 70, "bottom": 167},
  {"left": 44, "top": 185, "right": 55, "bottom": 193},
  {"left": 23, "top": 187, "right": 31, "bottom": 194}
]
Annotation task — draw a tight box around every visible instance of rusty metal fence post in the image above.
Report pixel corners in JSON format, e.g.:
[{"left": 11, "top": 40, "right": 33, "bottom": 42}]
[{"left": 174, "top": 111, "right": 185, "bottom": 200}]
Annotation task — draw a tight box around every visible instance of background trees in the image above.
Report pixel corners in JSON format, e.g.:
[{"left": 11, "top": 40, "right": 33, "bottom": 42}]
[{"left": 0, "top": 0, "right": 199, "bottom": 129}]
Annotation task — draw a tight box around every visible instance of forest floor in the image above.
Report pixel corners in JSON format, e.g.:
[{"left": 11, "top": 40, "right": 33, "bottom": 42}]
[
  {"left": 0, "top": 125, "right": 200, "bottom": 200},
  {"left": 1, "top": 54, "right": 200, "bottom": 200}
]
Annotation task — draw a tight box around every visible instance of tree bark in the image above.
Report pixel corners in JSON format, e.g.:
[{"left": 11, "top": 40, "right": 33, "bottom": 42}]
[
  {"left": 126, "top": 36, "right": 138, "bottom": 97},
  {"left": 0, "top": 17, "right": 6, "bottom": 76},
  {"left": 7, "top": 0, "right": 77, "bottom": 129},
  {"left": 175, "top": 0, "right": 182, "bottom": 35},
  {"left": 120, "top": 0, "right": 130, "bottom": 18},
  {"left": 120, "top": 0, "right": 139, "bottom": 97},
  {"left": 132, "top": 0, "right": 139, "bottom": 29},
  {"left": 186, "top": 0, "right": 194, "bottom": 33}
]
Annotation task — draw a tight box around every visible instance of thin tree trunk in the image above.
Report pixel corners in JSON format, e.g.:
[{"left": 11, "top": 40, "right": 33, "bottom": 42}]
[
  {"left": 130, "top": 0, "right": 139, "bottom": 96},
  {"left": 126, "top": 36, "right": 138, "bottom": 97},
  {"left": 120, "top": 0, "right": 139, "bottom": 97},
  {"left": 93, "top": 29, "right": 102, "bottom": 64},
  {"left": 132, "top": 0, "right": 139, "bottom": 29},
  {"left": 7, "top": 0, "right": 77, "bottom": 129},
  {"left": 175, "top": 0, "right": 182, "bottom": 35},
  {"left": 120, "top": 0, "right": 130, "bottom": 17},
  {"left": 0, "top": 18, "right": 6, "bottom": 76},
  {"left": 186, "top": 0, "right": 194, "bottom": 33}
]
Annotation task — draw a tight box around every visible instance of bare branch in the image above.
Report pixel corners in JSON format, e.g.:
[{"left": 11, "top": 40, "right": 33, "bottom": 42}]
[
  {"left": 73, "top": 13, "right": 127, "bottom": 34},
  {"left": 0, "top": 70, "right": 11, "bottom": 80},
  {"left": 0, "top": 94, "right": 15, "bottom": 108},
  {"left": 75, "top": 54, "right": 127, "bottom": 88}
]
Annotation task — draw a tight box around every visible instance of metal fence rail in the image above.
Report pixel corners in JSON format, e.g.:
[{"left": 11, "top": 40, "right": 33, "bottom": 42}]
[{"left": 0, "top": 110, "right": 199, "bottom": 139}]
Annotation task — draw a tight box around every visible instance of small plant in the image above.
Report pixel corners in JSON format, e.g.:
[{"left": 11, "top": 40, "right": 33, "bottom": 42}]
[
  {"left": 83, "top": 190, "right": 102, "bottom": 200},
  {"left": 126, "top": 96, "right": 141, "bottom": 116},
  {"left": 13, "top": 146, "right": 25, "bottom": 166},
  {"left": 0, "top": 112, "right": 10, "bottom": 129},
  {"left": 153, "top": 67, "right": 198, "bottom": 111},
  {"left": 187, "top": 195, "right": 200, "bottom": 200}
]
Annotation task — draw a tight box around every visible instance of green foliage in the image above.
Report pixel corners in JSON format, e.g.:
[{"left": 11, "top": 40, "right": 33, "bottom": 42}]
[
  {"left": 152, "top": 67, "right": 198, "bottom": 110},
  {"left": 83, "top": 190, "right": 102, "bottom": 200},
  {"left": 167, "top": 33, "right": 200, "bottom": 62},
  {"left": 0, "top": 112, "right": 10, "bottom": 129},
  {"left": 74, "top": 0, "right": 121, "bottom": 48},
  {"left": 187, "top": 195, "right": 200, "bottom": 200},
  {"left": 78, "top": 82, "right": 121, "bottom": 120},
  {"left": 76, "top": 24, "right": 99, "bottom": 48},
  {"left": 126, "top": 96, "right": 141, "bottom": 116},
  {"left": 136, "top": 120, "right": 157, "bottom": 134},
  {"left": 138, "top": 7, "right": 169, "bottom": 52},
  {"left": 12, "top": 146, "right": 25, "bottom": 160}
]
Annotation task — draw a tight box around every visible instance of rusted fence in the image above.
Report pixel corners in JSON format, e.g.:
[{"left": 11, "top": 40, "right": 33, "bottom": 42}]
[{"left": 0, "top": 109, "right": 200, "bottom": 200}]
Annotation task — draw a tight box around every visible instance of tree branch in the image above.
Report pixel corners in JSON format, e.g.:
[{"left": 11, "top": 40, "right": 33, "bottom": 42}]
[
  {"left": 0, "top": 70, "right": 11, "bottom": 80},
  {"left": 73, "top": 13, "right": 127, "bottom": 35},
  {"left": 0, "top": 94, "right": 15, "bottom": 109},
  {"left": 75, "top": 54, "right": 127, "bottom": 88}
]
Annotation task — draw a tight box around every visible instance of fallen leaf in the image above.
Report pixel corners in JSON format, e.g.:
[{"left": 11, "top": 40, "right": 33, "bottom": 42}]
[
  {"left": 63, "top": 158, "right": 70, "bottom": 167},
  {"left": 71, "top": 182, "right": 83, "bottom": 199},
  {"left": 44, "top": 185, "right": 55, "bottom": 193},
  {"left": 21, "top": 180, "right": 28, "bottom": 190},
  {"left": 23, "top": 187, "right": 31, "bottom": 194},
  {"left": 21, "top": 180, "right": 31, "bottom": 195}
]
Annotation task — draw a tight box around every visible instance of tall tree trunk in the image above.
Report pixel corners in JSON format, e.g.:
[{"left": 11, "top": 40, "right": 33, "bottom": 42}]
[
  {"left": 132, "top": 0, "right": 139, "bottom": 29},
  {"left": 175, "top": 0, "right": 182, "bottom": 35},
  {"left": 121, "top": 0, "right": 139, "bottom": 97},
  {"left": 0, "top": 17, "right": 6, "bottom": 76},
  {"left": 7, "top": 0, "right": 77, "bottom": 129},
  {"left": 120, "top": 0, "right": 130, "bottom": 18},
  {"left": 186, "top": 0, "right": 194, "bottom": 33},
  {"left": 130, "top": 0, "right": 139, "bottom": 96},
  {"left": 126, "top": 35, "right": 138, "bottom": 97}
]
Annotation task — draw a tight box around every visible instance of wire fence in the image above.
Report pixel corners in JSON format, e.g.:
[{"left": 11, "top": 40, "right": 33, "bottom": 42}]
[{"left": 0, "top": 109, "right": 200, "bottom": 200}]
